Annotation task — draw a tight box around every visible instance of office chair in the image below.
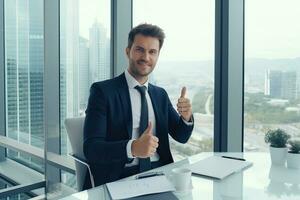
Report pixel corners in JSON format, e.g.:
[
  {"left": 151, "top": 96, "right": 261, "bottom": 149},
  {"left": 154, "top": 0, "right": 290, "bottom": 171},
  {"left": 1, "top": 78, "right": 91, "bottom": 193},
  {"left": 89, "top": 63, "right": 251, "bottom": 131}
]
[{"left": 64, "top": 117, "right": 95, "bottom": 191}]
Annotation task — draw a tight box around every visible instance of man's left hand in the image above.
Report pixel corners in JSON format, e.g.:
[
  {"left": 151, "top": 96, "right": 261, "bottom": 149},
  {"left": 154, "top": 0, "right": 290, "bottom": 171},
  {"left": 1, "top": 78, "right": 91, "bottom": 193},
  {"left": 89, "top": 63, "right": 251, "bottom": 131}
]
[{"left": 177, "top": 87, "right": 192, "bottom": 122}]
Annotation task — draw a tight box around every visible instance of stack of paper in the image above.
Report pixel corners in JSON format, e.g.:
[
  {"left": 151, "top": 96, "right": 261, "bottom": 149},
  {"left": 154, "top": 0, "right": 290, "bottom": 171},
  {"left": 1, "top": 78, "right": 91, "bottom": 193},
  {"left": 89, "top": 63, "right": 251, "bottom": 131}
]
[
  {"left": 106, "top": 175, "right": 175, "bottom": 200},
  {"left": 189, "top": 156, "right": 253, "bottom": 180}
]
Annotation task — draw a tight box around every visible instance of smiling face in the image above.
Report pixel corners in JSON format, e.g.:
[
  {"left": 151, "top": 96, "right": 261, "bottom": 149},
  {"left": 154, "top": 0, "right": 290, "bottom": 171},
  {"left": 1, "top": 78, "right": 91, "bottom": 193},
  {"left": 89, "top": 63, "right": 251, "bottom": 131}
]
[{"left": 126, "top": 34, "right": 160, "bottom": 84}]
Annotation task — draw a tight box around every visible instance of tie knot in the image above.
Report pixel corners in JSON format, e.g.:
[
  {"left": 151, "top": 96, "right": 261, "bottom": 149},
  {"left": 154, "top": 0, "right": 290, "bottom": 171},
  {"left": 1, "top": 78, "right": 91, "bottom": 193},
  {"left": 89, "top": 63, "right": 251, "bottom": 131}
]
[{"left": 135, "top": 85, "right": 147, "bottom": 96}]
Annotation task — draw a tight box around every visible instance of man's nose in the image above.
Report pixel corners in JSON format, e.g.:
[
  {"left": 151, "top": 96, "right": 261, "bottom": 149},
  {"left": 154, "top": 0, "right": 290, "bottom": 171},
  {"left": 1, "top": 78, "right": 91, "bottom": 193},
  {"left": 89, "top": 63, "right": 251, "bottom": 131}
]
[{"left": 142, "top": 52, "right": 150, "bottom": 61}]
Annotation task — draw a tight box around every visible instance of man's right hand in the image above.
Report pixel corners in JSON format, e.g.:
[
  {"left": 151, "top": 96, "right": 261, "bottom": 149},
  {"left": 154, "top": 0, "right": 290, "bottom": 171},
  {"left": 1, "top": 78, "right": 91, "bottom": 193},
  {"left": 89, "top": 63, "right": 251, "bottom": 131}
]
[{"left": 131, "top": 122, "right": 159, "bottom": 158}]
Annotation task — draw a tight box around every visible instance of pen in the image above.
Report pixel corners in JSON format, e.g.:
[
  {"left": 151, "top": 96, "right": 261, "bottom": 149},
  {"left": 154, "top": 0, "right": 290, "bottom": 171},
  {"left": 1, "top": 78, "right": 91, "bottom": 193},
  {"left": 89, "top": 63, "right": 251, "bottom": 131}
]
[
  {"left": 135, "top": 171, "right": 164, "bottom": 179},
  {"left": 222, "top": 156, "right": 246, "bottom": 161}
]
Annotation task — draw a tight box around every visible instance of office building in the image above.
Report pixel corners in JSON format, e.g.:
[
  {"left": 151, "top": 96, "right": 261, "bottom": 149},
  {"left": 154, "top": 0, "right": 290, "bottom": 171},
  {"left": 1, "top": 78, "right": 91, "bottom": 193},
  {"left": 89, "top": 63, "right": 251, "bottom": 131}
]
[
  {"left": 79, "top": 36, "right": 90, "bottom": 114},
  {"left": 89, "top": 20, "right": 110, "bottom": 85},
  {"left": 265, "top": 69, "right": 297, "bottom": 100},
  {"left": 5, "top": 0, "right": 44, "bottom": 172},
  {"left": 281, "top": 71, "right": 297, "bottom": 100}
]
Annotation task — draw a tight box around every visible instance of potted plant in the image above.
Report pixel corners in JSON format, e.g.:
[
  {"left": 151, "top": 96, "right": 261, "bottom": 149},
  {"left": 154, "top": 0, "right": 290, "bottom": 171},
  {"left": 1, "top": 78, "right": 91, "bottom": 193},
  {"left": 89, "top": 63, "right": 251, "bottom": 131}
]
[
  {"left": 287, "top": 139, "right": 300, "bottom": 169},
  {"left": 264, "top": 129, "right": 290, "bottom": 165}
]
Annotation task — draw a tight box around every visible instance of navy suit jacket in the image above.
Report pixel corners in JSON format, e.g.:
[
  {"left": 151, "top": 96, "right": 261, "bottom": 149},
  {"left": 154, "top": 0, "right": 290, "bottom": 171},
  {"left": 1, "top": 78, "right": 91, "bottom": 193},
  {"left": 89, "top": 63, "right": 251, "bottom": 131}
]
[{"left": 83, "top": 73, "right": 193, "bottom": 189}]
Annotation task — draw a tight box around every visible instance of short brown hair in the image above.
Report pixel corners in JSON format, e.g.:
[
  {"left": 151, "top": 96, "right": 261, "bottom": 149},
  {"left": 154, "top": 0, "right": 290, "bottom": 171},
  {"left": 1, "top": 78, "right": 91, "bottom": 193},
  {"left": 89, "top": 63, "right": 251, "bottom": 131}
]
[{"left": 127, "top": 23, "right": 165, "bottom": 50}]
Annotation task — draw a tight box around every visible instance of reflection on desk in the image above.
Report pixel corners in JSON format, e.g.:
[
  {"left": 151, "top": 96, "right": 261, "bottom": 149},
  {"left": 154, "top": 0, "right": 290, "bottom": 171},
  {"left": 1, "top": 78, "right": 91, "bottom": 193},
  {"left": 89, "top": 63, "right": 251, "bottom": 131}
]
[
  {"left": 213, "top": 172, "right": 243, "bottom": 200},
  {"left": 267, "top": 165, "right": 300, "bottom": 198},
  {"left": 60, "top": 152, "right": 300, "bottom": 200}
]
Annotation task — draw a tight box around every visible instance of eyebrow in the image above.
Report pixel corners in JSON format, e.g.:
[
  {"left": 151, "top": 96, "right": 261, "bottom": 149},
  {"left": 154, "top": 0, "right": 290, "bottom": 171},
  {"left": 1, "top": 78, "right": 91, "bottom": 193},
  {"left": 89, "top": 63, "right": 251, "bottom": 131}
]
[{"left": 135, "top": 45, "right": 158, "bottom": 52}]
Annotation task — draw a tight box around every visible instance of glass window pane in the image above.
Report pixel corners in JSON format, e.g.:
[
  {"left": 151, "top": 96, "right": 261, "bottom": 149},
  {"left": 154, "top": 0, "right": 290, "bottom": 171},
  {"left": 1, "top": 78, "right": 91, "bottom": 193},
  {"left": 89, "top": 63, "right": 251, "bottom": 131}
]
[
  {"left": 59, "top": 0, "right": 111, "bottom": 188},
  {"left": 60, "top": 0, "right": 111, "bottom": 155},
  {"left": 0, "top": 176, "right": 36, "bottom": 198},
  {"left": 4, "top": 0, "right": 44, "bottom": 171},
  {"left": 244, "top": 0, "right": 300, "bottom": 151},
  {"left": 133, "top": 0, "right": 215, "bottom": 161}
]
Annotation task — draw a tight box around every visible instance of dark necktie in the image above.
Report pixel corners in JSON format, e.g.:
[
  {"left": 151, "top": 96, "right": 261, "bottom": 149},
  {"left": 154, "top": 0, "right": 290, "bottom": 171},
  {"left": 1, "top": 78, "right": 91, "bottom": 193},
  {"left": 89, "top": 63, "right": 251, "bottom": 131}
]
[{"left": 135, "top": 85, "right": 151, "bottom": 172}]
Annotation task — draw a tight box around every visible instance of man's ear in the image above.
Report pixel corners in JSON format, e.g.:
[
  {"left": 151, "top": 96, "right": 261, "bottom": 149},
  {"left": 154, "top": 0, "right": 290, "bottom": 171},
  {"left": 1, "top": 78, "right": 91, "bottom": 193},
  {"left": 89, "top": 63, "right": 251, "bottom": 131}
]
[{"left": 125, "top": 48, "right": 130, "bottom": 58}]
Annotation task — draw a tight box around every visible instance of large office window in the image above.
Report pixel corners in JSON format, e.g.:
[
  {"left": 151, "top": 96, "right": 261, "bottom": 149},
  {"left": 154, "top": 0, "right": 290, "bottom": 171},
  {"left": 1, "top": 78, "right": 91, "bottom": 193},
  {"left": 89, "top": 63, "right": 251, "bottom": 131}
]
[
  {"left": 60, "top": 0, "right": 111, "bottom": 186},
  {"left": 133, "top": 0, "right": 215, "bottom": 160},
  {"left": 244, "top": 0, "right": 300, "bottom": 151},
  {"left": 60, "top": 0, "right": 111, "bottom": 155},
  {"left": 4, "top": 0, "right": 44, "bottom": 172}
]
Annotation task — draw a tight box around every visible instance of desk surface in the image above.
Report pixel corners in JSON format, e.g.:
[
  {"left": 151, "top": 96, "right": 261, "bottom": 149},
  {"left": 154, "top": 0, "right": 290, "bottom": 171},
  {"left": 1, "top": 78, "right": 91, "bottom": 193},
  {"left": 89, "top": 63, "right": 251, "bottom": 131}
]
[{"left": 61, "top": 152, "right": 300, "bottom": 200}]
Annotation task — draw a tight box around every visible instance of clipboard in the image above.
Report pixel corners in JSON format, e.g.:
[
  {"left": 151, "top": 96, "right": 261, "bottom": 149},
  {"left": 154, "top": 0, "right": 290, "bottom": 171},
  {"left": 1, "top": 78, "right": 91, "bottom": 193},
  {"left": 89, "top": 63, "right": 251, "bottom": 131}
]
[{"left": 188, "top": 156, "right": 253, "bottom": 180}]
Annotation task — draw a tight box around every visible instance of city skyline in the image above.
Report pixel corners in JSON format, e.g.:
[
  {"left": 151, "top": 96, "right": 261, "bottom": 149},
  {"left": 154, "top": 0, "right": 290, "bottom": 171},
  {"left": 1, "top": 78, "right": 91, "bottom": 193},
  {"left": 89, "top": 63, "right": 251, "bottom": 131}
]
[
  {"left": 4, "top": 0, "right": 45, "bottom": 172},
  {"left": 60, "top": 0, "right": 111, "bottom": 157},
  {"left": 3, "top": 0, "right": 300, "bottom": 177}
]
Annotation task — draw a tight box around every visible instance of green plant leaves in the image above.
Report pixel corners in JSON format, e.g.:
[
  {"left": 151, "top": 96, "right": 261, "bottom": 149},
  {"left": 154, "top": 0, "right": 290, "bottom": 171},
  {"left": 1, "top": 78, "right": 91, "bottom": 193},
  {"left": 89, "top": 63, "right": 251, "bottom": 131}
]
[{"left": 264, "top": 129, "right": 291, "bottom": 148}]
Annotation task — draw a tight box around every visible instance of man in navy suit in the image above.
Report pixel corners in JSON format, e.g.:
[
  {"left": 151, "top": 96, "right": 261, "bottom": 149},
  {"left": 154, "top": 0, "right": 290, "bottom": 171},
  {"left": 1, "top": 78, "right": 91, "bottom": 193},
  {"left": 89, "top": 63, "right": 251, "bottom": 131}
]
[{"left": 83, "top": 23, "right": 194, "bottom": 189}]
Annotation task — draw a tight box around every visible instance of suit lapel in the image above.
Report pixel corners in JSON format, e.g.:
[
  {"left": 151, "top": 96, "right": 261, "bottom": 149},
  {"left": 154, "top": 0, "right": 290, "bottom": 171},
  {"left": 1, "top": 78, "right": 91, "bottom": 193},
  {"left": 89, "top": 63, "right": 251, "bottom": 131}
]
[{"left": 117, "top": 73, "right": 133, "bottom": 138}]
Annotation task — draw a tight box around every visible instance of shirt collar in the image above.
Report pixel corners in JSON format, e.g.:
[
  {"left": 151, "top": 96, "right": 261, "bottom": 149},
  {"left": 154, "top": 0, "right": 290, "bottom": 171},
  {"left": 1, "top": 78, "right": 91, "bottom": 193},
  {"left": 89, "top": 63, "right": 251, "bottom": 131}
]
[{"left": 125, "top": 69, "right": 149, "bottom": 90}]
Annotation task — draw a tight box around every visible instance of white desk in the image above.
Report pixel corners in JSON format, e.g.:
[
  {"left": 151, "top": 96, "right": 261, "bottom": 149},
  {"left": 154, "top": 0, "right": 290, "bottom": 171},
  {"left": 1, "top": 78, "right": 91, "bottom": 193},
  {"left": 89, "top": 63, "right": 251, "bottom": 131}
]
[{"left": 60, "top": 152, "right": 300, "bottom": 200}]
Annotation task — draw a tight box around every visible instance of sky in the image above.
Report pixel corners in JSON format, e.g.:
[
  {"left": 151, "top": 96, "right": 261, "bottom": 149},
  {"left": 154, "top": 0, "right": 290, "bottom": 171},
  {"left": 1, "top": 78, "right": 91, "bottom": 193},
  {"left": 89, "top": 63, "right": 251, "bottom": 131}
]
[
  {"left": 79, "top": 0, "right": 111, "bottom": 38},
  {"left": 133, "top": 0, "right": 215, "bottom": 61},
  {"left": 78, "top": 0, "right": 300, "bottom": 61},
  {"left": 245, "top": 0, "right": 300, "bottom": 59}
]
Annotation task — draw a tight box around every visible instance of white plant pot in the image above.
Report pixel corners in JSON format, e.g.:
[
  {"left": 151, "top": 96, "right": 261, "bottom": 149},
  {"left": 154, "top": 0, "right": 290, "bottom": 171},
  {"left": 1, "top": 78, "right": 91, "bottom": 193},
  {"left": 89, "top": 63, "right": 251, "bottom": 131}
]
[
  {"left": 287, "top": 152, "right": 300, "bottom": 169},
  {"left": 269, "top": 146, "right": 287, "bottom": 165}
]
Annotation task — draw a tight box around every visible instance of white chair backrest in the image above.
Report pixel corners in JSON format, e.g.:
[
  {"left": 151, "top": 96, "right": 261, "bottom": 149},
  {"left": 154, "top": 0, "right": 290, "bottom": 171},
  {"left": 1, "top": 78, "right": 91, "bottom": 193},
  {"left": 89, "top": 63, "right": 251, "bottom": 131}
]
[
  {"left": 64, "top": 117, "right": 87, "bottom": 191},
  {"left": 64, "top": 117, "right": 85, "bottom": 159}
]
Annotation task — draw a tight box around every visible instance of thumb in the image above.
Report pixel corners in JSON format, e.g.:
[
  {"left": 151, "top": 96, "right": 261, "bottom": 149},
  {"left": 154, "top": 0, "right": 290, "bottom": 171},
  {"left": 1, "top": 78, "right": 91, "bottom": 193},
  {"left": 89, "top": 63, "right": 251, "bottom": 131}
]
[
  {"left": 144, "top": 121, "right": 153, "bottom": 135},
  {"left": 180, "top": 86, "right": 186, "bottom": 98}
]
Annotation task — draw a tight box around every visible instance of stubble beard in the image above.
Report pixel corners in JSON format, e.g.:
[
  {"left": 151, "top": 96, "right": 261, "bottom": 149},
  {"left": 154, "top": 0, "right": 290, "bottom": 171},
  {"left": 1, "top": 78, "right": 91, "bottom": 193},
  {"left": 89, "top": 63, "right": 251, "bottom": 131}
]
[{"left": 129, "top": 60, "right": 154, "bottom": 80}]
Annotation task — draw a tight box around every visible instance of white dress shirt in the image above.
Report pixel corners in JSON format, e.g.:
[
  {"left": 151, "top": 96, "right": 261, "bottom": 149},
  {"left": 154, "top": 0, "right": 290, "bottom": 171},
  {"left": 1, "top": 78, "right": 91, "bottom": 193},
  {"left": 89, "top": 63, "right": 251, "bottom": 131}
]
[{"left": 125, "top": 70, "right": 160, "bottom": 167}]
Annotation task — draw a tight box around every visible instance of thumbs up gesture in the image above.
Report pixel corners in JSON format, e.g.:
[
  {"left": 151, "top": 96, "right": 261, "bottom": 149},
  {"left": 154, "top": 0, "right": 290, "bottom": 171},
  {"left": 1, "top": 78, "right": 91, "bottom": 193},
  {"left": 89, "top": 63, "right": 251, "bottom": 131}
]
[
  {"left": 177, "top": 87, "right": 192, "bottom": 122},
  {"left": 131, "top": 122, "right": 159, "bottom": 158}
]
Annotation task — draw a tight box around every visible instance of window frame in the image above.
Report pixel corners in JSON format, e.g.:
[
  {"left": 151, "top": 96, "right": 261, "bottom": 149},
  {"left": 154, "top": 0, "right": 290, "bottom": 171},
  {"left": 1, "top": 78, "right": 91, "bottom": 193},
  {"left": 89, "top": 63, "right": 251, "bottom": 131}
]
[
  {"left": 0, "top": 0, "right": 5, "bottom": 161},
  {"left": 214, "top": 0, "right": 245, "bottom": 152}
]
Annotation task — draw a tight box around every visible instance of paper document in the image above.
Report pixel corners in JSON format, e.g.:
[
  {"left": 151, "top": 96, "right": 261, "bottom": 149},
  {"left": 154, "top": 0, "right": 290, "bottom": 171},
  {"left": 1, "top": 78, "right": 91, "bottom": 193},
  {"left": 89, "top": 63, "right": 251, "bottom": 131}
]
[
  {"left": 126, "top": 192, "right": 178, "bottom": 200},
  {"left": 189, "top": 156, "right": 253, "bottom": 180},
  {"left": 106, "top": 175, "right": 175, "bottom": 200}
]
